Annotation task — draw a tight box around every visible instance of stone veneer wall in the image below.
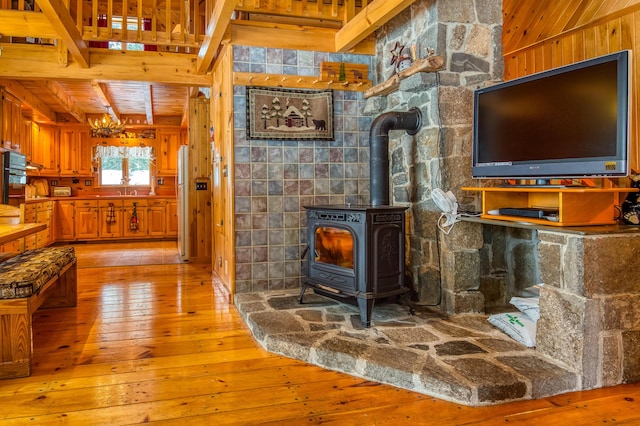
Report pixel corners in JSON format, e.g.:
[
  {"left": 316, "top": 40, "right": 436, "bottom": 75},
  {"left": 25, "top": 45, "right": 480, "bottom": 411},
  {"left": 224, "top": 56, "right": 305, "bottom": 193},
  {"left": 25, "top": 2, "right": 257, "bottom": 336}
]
[
  {"left": 233, "top": 46, "right": 374, "bottom": 293},
  {"left": 537, "top": 230, "right": 640, "bottom": 388},
  {"left": 368, "top": 0, "right": 503, "bottom": 310}
]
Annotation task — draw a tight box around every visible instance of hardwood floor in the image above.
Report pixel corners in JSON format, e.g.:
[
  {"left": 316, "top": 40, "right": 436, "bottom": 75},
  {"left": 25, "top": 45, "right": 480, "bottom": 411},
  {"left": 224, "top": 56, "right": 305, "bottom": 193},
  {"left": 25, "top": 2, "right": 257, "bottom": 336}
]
[{"left": 0, "top": 242, "right": 638, "bottom": 425}]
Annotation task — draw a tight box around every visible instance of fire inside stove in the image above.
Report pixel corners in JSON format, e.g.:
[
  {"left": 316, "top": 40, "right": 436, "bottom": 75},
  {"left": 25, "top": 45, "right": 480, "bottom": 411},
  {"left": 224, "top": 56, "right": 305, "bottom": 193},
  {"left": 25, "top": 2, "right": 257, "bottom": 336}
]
[{"left": 314, "top": 226, "right": 354, "bottom": 269}]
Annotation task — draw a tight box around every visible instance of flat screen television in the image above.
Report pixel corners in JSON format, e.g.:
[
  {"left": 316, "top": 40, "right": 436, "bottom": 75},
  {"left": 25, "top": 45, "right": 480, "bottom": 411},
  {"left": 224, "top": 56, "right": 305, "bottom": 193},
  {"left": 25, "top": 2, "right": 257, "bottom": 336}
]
[{"left": 472, "top": 50, "right": 631, "bottom": 185}]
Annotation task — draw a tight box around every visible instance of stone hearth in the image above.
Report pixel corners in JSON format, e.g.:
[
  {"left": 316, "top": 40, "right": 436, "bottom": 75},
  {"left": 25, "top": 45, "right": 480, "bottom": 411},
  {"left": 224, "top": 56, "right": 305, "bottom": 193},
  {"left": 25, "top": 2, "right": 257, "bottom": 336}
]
[{"left": 235, "top": 290, "right": 577, "bottom": 406}]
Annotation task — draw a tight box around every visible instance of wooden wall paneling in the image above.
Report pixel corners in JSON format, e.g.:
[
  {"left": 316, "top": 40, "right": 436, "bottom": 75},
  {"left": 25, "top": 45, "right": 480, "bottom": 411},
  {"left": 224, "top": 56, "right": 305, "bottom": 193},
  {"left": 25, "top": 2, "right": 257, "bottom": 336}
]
[
  {"left": 187, "top": 97, "right": 211, "bottom": 263},
  {"left": 596, "top": 22, "right": 610, "bottom": 55},
  {"left": 503, "top": 0, "right": 640, "bottom": 172},
  {"left": 572, "top": 32, "right": 586, "bottom": 62}
]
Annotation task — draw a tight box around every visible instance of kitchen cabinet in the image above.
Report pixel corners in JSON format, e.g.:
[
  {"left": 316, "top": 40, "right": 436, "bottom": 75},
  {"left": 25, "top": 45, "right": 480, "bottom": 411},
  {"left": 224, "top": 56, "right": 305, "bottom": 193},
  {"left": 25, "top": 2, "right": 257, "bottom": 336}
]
[
  {"left": 21, "top": 119, "right": 33, "bottom": 162},
  {"left": 123, "top": 199, "right": 147, "bottom": 238},
  {"left": 22, "top": 203, "right": 37, "bottom": 250},
  {"left": 32, "top": 124, "right": 59, "bottom": 175},
  {"left": 147, "top": 199, "right": 166, "bottom": 237},
  {"left": 34, "top": 201, "right": 53, "bottom": 248},
  {"left": 56, "top": 200, "right": 75, "bottom": 240},
  {"left": 75, "top": 200, "right": 99, "bottom": 240},
  {"left": 98, "top": 200, "right": 123, "bottom": 238},
  {"left": 165, "top": 200, "right": 178, "bottom": 237},
  {"left": 1, "top": 90, "right": 22, "bottom": 150},
  {"left": 59, "top": 127, "right": 93, "bottom": 176},
  {"left": 156, "top": 130, "right": 181, "bottom": 176}
]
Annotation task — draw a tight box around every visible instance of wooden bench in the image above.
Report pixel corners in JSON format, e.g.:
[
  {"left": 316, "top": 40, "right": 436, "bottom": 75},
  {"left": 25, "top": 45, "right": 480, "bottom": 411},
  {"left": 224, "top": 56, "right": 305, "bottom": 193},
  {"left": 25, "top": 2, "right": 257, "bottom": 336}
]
[{"left": 0, "top": 247, "right": 77, "bottom": 379}]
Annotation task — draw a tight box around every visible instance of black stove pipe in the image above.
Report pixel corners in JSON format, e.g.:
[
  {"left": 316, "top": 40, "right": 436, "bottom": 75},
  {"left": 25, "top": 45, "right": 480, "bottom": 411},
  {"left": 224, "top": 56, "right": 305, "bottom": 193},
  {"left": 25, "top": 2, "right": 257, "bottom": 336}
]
[{"left": 369, "top": 107, "right": 422, "bottom": 206}]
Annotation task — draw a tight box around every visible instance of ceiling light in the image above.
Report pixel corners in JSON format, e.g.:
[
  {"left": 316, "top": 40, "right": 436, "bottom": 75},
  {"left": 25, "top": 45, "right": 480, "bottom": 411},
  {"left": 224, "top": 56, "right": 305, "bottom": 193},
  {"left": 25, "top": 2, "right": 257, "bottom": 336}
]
[{"left": 89, "top": 107, "right": 125, "bottom": 137}]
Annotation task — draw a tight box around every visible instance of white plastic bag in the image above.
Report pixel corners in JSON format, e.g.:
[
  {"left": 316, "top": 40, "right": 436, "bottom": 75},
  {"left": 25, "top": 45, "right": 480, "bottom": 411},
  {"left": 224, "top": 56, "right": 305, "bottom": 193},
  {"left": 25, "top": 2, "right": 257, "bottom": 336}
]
[{"left": 488, "top": 312, "right": 537, "bottom": 347}]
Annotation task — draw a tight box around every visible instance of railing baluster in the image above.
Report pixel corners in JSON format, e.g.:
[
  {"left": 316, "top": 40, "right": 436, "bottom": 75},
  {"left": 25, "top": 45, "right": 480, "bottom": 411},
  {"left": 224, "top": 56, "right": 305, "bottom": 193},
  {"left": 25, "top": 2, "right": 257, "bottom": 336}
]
[
  {"left": 137, "top": 0, "right": 143, "bottom": 42},
  {"left": 152, "top": 0, "right": 157, "bottom": 42},
  {"left": 193, "top": 0, "right": 199, "bottom": 45},
  {"left": 92, "top": 0, "right": 98, "bottom": 38},
  {"left": 122, "top": 0, "right": 128, "bottom": 40},
  {"left": 166, "top": 0, "right": 171, "bottom": 45},
  {"left": 76, "top": 0, "right": 82, "bottom": 29},
  {"left": 180, "top": 0, "right": 185, "bottom": 42},
  {"left": 108, "top": 0, "right": 113, "bottom": 38}
]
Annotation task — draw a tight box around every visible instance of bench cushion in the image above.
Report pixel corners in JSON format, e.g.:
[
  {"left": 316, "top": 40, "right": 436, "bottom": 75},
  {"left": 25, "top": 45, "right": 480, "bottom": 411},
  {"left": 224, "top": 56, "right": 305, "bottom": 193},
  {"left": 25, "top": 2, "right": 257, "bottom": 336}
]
[{"left": 0, "top": 247, "right": 76, "bottom": 300}]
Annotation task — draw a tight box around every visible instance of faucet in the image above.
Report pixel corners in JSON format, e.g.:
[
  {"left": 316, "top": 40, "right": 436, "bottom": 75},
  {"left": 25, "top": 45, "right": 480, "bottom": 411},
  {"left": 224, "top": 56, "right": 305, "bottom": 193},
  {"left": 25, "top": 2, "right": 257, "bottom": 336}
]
[{"left": 120, "top": 178, "right": 129, "bottom": 195}]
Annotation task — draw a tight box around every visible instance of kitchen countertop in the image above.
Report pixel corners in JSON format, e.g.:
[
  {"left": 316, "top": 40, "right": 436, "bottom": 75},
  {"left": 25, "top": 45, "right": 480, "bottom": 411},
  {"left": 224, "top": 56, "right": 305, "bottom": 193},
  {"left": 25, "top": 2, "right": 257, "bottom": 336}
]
[{"left": 26, "top": 195, "right": 176, "bottom": 203}]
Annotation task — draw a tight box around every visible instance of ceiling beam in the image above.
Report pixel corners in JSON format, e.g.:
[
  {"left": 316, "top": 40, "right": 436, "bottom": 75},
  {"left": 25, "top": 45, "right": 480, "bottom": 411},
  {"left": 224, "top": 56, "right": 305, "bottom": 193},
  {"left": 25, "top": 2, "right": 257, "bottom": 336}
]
[
  {"left": 35, "top": 0, "right": 90, "bottom": 68},
  {"left": 0, "top": 79, "right": 57, "bottom": 122},
  {"left": 143, "top": 83, "right": 154, "bottom": 125},
  {"left": 0, "top": 10, "right": 57, "bottom": 39},
  {"left": 90, "top": 82, "right": 120, "bottom": 121},
  {"left": 335, "top": 0, "right": 417, "bottom": 52},
  {"left": 0, "top": 44, "right": 212, "bottom": 86},
  {"left": 196, "top": 0, "right": 238, "bottom": 74},
  {"left": 229, "top": 20, "right": 374, "bottom": 54},
  {"left": 40, "top": 80, "right": 87, "bottom": 124}
]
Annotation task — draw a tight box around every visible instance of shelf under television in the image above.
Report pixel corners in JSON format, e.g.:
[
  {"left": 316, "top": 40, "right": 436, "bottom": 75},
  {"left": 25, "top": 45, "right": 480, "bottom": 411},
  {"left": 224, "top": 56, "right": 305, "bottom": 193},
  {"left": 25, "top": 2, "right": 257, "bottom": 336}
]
[{"left": 462, "top": 186, "right": 638, "bottom": 226}]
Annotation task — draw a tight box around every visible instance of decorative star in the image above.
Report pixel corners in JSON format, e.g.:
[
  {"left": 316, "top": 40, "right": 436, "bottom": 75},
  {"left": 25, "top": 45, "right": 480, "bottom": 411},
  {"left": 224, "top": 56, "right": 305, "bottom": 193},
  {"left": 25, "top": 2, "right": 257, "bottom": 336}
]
[{"left": 390, "top": 41, "right": 404, "bottom": 66}]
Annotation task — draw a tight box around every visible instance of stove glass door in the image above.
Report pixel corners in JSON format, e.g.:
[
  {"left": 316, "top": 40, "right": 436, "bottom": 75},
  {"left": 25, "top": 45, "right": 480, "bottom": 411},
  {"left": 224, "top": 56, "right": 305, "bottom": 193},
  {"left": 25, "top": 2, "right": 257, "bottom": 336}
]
[{"left": 314, "top": 226, "right": 354, "bottom": 269}]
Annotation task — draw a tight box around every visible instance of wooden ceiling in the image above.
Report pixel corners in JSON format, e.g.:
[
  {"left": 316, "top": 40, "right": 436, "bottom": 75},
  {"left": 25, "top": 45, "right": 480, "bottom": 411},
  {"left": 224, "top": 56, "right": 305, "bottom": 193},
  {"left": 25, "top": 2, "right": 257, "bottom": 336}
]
[{"left": 0, "top": 0, "right": 416, "bottom": 128}]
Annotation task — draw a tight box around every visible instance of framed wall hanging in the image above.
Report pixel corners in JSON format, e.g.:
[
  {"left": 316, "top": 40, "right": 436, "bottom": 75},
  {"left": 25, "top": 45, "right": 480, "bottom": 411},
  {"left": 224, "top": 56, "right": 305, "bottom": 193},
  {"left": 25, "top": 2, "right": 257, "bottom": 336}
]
[{"left": 246, "top": 87, "right": 334, "bottom": 140}]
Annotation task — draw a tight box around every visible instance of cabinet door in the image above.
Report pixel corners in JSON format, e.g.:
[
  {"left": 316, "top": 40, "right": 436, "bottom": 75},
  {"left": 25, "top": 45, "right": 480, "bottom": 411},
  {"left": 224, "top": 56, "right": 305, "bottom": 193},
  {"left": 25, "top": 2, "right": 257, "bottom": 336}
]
[
  {"left": 56, "top": 201, "right": 75, "bottom": 241},
  {"left": 123, "top": 202, "right": 147, "bottom": 238},
  {"left": 98, "top": 201, "right": 123, "bottom": 238},
  {"left": 21, "top": 119, "right": 33, "bottom": 162},
  {"left": 34, "top": 125, "right": 59, "bottom": 175},
  {"left": 76, "top": 208, "right": 99, "bottom": 240},
  {"left": 59, "top": 128, "right": 92, "bottom": 176},
  {"left": 147, "top": 203, "right": 166, "bottom": 237},
  {"left": 11, "top": 100, "right": 21, "bottom": 151},
  {"left": 1, "top": 92, "right": 13, "bottom": 148},
  {"left": 77, "top": 130, "right": 93, "bottom": 175},
  {"left": 165, "top": 200, "right": 178, "bottom": 237},
  {"left": 59, "top": 128, "right": 76, "bottom": 176},
  {"left": 156, "top": 130, "right": 180, "bottom": 176}
]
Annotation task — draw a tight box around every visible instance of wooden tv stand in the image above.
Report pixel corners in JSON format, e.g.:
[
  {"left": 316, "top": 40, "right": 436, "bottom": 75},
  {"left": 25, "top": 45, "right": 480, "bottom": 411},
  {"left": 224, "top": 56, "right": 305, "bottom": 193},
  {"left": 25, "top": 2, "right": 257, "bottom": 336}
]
[{"left": 462, "top": 186, "right": 638, "bottom": 226}]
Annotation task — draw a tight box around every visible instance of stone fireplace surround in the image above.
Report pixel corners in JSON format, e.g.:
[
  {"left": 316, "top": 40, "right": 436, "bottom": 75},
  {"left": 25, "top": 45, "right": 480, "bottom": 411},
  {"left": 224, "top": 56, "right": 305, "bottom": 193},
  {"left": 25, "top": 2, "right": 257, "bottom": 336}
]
[
  {"left": 236, "top": 220, "right": 640, "bottom": 405},
  {"left": 231, "top": 0, "right": 640, "bottom": 405}
]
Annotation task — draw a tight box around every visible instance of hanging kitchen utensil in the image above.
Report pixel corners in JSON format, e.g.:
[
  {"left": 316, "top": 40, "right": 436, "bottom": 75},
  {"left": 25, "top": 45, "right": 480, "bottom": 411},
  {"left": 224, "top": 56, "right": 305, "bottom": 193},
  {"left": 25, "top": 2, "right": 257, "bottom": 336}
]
[
  {"left": 130, "top": 202, "right": 139, "bottom": 231},
  {"left": 106, "top": 203, "right": 116, "bottom": 224}
]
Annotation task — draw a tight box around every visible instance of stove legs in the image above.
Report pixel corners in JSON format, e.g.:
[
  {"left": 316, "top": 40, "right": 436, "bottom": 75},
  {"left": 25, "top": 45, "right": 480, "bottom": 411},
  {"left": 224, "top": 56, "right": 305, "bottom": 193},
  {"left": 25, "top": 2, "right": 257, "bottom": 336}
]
[
  {"left": 298, "top": 282, "right": 308, "bottom": 304},
  {"left": 357, "top": 297, "right": 374, "bottom": 327}
]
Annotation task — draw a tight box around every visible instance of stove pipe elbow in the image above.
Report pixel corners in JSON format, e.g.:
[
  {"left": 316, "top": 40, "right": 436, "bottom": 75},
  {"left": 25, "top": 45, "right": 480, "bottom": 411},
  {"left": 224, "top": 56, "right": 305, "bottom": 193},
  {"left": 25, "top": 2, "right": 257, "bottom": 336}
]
[{"left": 369, "top": 107, "right": 422, "bottom": 206}]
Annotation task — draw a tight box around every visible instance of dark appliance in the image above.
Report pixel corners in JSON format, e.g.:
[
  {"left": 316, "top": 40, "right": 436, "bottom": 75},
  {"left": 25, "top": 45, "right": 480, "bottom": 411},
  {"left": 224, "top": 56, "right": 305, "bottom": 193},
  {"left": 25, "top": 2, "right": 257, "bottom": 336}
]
[
  {"left": 1, "top": 151, "right": 27, "bottom": 206},
  {"left": 300, "top": 108, "right": 421, "bottom": 327},
  {"left": 301, "top": 205, "right": 408, "bottom": 327}
]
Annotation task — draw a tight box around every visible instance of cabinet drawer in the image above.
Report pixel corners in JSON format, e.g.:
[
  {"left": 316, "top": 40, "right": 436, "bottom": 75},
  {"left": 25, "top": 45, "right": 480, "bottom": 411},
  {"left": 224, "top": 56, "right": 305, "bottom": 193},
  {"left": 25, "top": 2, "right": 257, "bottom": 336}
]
[
  {"left": 124, "top": 199, "right": 147, "bottom": 207},
  {"left": 76, "top": 200, "right": 98, "bottom": 208},
  {"left": 98, "top": 200, "right": 123, "bottom": 208},
  {"left": 147, "top": 199, "right": 166, "bottom": 208}
]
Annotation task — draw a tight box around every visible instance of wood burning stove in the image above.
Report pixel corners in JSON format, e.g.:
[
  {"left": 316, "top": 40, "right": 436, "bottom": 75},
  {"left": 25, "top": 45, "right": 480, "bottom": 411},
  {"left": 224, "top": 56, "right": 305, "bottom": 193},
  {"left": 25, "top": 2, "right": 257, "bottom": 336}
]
[
  {"left": 300, "top": 108, "right": 421, "bottom": 327},
  {"left": 300, "top": 205, "right": 408, "bottom": 327}
]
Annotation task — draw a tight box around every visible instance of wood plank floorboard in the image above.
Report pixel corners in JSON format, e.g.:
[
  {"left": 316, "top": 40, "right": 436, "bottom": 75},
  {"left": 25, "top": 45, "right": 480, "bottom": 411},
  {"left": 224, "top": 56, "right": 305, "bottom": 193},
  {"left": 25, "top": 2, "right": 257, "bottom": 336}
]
[{"left": 1, "top": 242, "right": 639, "bottom": 425}]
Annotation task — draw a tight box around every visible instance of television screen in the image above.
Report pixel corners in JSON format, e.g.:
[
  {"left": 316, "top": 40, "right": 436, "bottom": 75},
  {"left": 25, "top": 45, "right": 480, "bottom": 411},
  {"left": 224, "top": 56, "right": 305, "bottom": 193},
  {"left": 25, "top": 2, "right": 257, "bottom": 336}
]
[{"left": 472, "top": 50, "right": 630, "bottom": 182}]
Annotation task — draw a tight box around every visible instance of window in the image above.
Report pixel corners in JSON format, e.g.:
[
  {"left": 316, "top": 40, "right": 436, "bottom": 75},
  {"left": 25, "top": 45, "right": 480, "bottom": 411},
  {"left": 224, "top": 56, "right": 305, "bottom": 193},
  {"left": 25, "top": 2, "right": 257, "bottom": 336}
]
[
  {"left": 95, "top": 146, "right": 153, "bottom": 186},
  {"left": 109, "top": 17, "right": 145, "bottom": 51}
]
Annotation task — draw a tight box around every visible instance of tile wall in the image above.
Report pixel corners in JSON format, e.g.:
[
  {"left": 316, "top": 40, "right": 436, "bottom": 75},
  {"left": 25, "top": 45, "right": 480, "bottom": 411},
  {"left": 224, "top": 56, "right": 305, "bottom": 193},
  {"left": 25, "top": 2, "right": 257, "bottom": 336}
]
[{"left": 233, "top": 46, "right": 374, "bottom": 293}]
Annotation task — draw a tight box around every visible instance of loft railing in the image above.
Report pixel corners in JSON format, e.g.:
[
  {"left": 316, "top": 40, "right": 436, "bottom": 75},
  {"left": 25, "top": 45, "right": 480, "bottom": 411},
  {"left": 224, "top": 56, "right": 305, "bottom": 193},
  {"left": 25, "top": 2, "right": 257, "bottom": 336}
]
[{"left": 2, "top": 0, "right": 366, "bottom": 52}]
